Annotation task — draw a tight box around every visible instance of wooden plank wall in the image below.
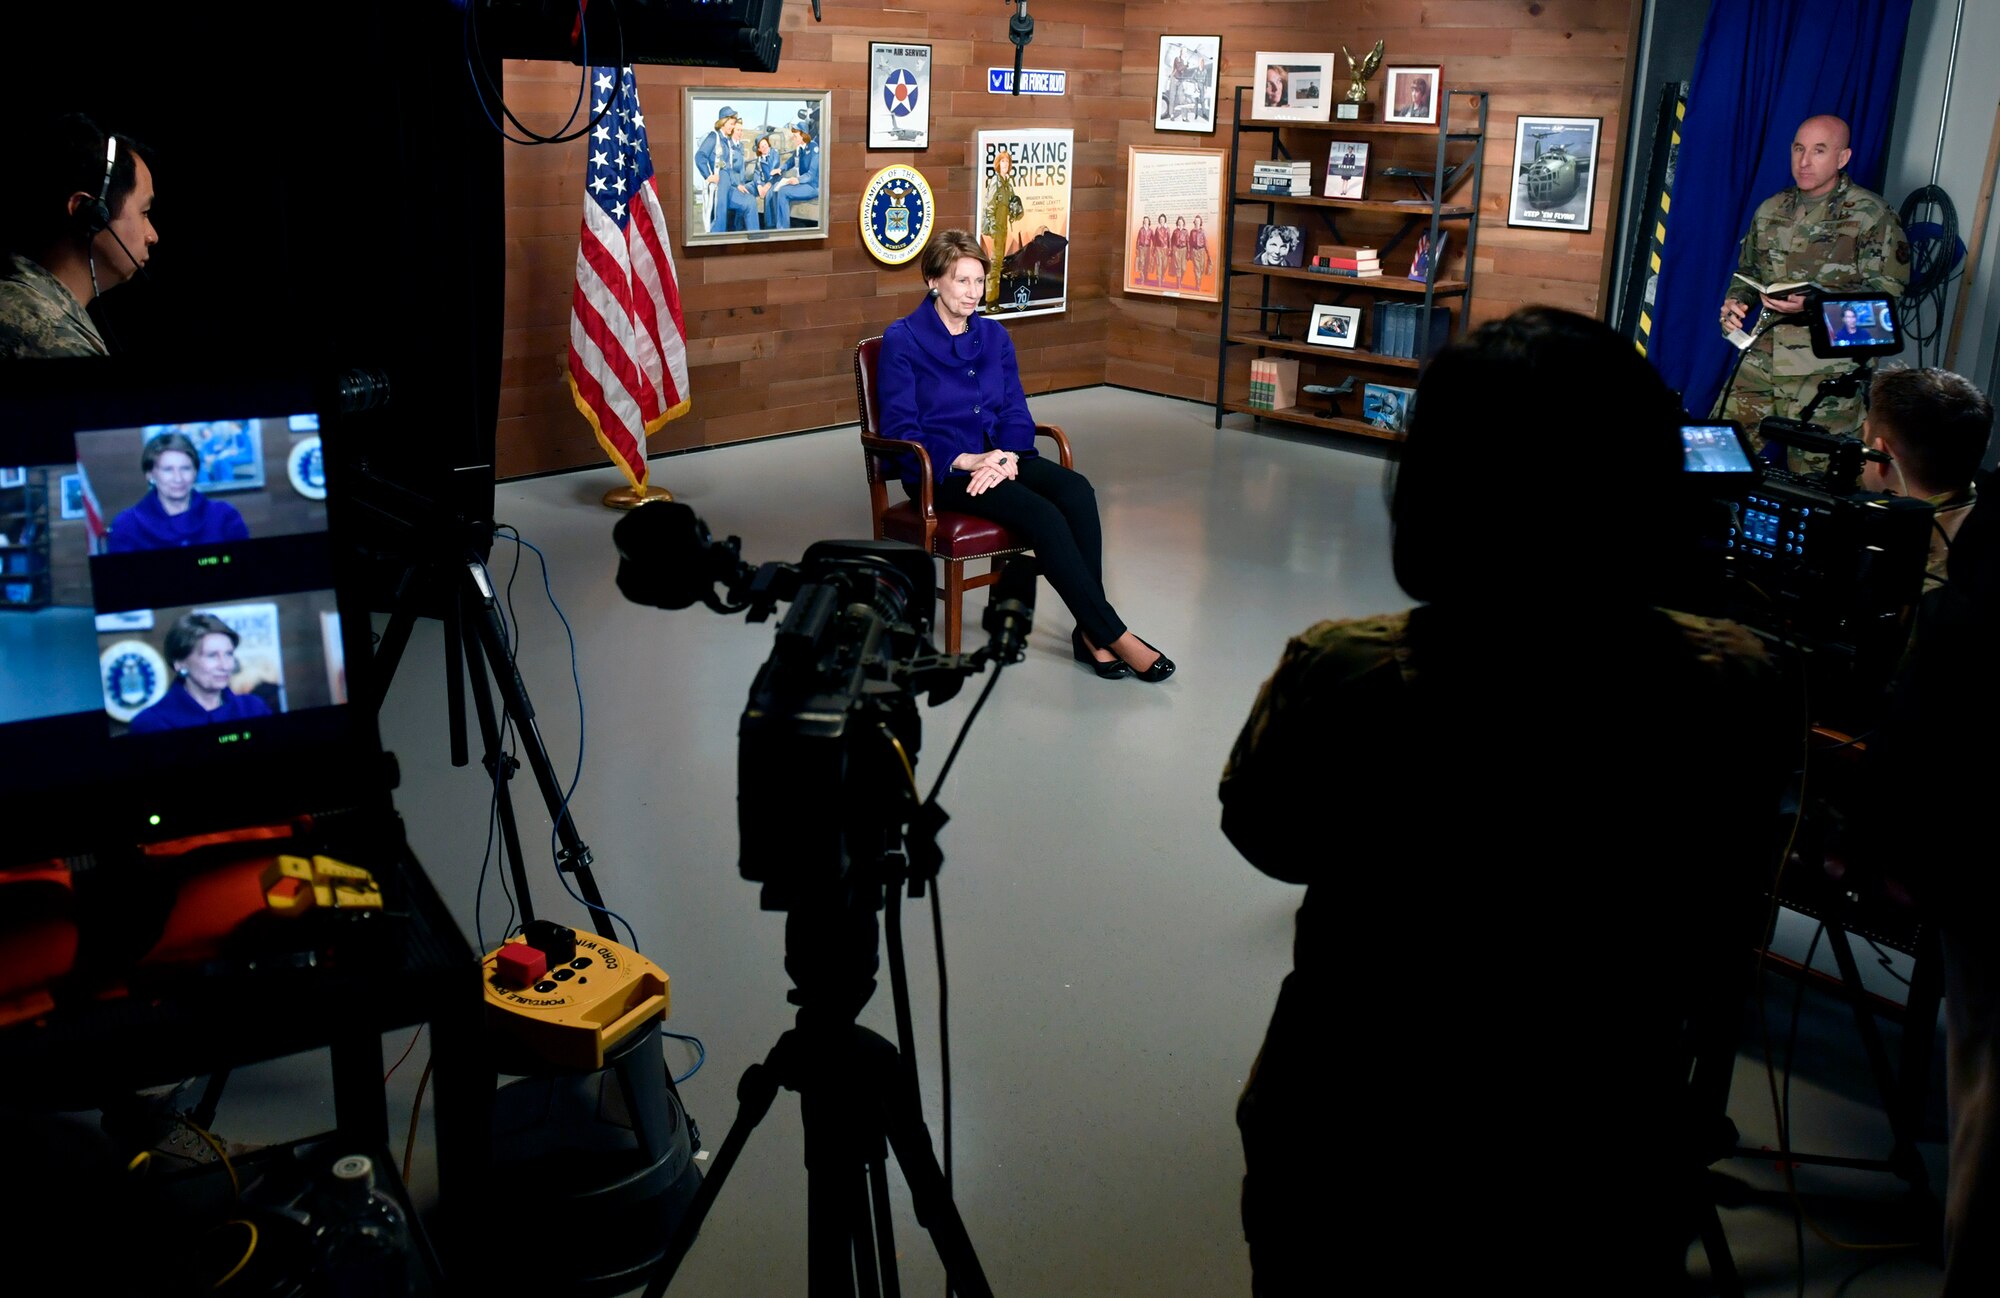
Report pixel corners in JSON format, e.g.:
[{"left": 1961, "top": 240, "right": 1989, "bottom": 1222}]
[{"left": 498, "top": 0, "right": 1639, "bottom": 477}]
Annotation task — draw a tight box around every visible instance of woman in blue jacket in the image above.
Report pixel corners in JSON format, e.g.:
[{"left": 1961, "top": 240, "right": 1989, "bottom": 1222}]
[
  {"left": 107, "top": 431, "right": 251, "bottom": 552},
  {"left": 875, "top": 230, "right": 1173, "bottom": 681}
]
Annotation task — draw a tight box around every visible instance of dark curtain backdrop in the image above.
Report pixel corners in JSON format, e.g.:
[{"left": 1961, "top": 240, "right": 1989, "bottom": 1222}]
[{"left": 1648, "top": 0, "right": 1914, "bottom": 419}]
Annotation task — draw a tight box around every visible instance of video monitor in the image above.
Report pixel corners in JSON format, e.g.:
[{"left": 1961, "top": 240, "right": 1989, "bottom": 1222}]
[
  {"left": 1681, "top": 421, "right": 1757, "bottom": 475},
  {"left": 1809, "top": 293, "right": 1903, "bottom": 361},
  {"left": 0, "top": 371, "right": 381, "bottom": 860}
]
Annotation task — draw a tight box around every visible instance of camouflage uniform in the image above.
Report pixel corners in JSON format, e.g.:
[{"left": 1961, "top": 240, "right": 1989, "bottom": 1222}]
[
  {"left": 0, "top": 254, "right": 107, "bottom": 359},
  {"left": 1721, "top": 173, "right": 1909, "bottom": 446}
]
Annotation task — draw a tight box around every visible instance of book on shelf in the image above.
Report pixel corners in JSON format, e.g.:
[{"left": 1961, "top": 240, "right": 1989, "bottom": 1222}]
[
  {"left": 1362, "top": 383, "right": 1415, "bottom": 433},
  {"left": 1323, "top": 141, "right": 1368, "bottom": 199},
  {"left": 1248, "top": 357, "right": 1300, "bottom": 410},
  {"left": 1318, "top": 244, "right": 1377, "bottom": 261},
  {"left": 1409, "top": 228, "right": 1450, "bottom": 282},
  {"left": 1369, "top": 303, "right": 1453, "bottom": 359}
]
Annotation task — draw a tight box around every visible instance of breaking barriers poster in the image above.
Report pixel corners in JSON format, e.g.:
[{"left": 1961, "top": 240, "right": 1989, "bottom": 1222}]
[{"left": 973, "top": 127, "right": 1072, "bottom": 320}]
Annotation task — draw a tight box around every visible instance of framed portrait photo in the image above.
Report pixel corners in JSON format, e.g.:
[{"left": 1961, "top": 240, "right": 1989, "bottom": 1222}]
[
  {"left": 684, "top": 88, "right": 833, "bottom": 247},
  {"left": 1508, "top": 115, "right": 1602, "bottom": 232},
  {"left": 1251, "top": 52, "right": 1335, "bottom": 124},
  {"left": 1384, "top": 66, "right": 1442, "bottom": 125},
  {"left": 1125, "top": 146, "right": 1225, "bottom": 302},
  {"left": 1251, "top": 223, "right": 1306, "bottom": 268},
  {"left": 868, "top": 42, "right": 931, "bottom": 149},
  {"left": 1156, "top": 35, "right": 1220, "bottom": 132},
  {"left": 1307, "top": 304, "right": 1361, "bottom": 349}
]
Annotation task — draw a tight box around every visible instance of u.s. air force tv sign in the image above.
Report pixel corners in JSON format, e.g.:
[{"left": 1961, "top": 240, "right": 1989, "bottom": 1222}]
[{"left": 859, "top": 165, "right": 937, "bottom": 265}]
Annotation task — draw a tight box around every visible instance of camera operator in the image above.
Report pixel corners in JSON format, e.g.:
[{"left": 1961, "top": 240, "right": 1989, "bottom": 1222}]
[
  {"left": 1857, "top": 366, "right": 1994, "bottom": 590},
  {"left": 1831, "top": 375, "right": 1997, "bottom": 1295},
  {"left": 0, "top": 112, "right": 157, "bottom": 359},
  {"left": 1220, "top": 308, "right": 1797, "bottom": 1295}
]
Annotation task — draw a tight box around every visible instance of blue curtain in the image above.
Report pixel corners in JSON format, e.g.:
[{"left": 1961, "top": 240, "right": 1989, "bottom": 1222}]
[{"left": 1648, "top": 0, "right": 1913, "bottom": 418}]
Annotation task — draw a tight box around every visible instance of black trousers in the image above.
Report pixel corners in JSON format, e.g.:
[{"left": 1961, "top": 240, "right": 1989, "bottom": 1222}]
[{"left": 926, "top": 456, "right": 1125, "bottom": 647}]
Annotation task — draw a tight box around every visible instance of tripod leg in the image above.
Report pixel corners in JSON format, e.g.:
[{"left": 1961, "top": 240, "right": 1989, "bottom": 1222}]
[
  {"left": 866, "top": 1159, "right": 900, "bottom": 1298},
  {"left": 641, "top": 1054, "right": 787, "bottom": 1298},
  {"left": 874, "top": 1083, "right": 993, "bottom": 1298},
  {"left": 456, "top": 588, "right": 538, "bottom": 929}
]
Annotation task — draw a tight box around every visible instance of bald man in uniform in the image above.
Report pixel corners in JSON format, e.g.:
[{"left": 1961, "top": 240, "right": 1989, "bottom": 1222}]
[{"left": 1719, "top": 115, "right": 1910, "bottom": 452}]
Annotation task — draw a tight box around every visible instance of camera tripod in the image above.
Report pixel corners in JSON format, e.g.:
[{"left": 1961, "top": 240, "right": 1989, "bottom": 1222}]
[
  {"left": 370, "top": 535, "right": 614, "bottom": 941},
  {"left": 643, "top": 851, "right": 993, "bottom": 1298}
]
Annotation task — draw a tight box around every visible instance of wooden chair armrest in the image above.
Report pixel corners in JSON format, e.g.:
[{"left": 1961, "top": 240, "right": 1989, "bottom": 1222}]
[
  {"left": 1036, "top": 423, "right": 1073, "bottom": 469},
  {"left": 860, "top": 433, "right": 936, "bottom": 522}
]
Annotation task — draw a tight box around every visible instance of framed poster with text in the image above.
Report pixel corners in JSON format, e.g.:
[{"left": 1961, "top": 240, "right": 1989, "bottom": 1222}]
[
  {"left": 1124, "top": 146, "right": 1224, "bottom": 303},
  {"left": 974, "top": 127, "right": 1073, "bottom": 319},
  {"left": 868, "top": 42, "right": 931, "bottom": 149}
]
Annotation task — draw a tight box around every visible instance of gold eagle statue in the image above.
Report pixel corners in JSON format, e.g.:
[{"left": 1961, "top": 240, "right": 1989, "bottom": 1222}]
[{"left": 1341, "top": 40, "right": 1385, "bottom": 103}]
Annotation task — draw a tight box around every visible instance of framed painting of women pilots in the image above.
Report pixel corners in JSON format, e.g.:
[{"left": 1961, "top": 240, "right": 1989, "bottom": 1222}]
[{"left": 684, "top": 89, "right": 833, "bottom": 247}]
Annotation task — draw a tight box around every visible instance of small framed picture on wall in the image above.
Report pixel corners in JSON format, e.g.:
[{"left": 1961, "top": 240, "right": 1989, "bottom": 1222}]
[
  {"left": 1508, "top": 115, "right": 1602, "bottom": 232},
  {"left": 1156, "top": 35, "right": 1220, "bottom": 132}
]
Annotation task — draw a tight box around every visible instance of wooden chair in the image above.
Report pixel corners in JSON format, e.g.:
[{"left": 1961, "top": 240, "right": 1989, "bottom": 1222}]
[{"left": 853, "top": 335, "right": 1073, "bottom": 652}]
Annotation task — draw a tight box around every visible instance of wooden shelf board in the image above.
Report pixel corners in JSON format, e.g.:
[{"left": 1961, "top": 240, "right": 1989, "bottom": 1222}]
[
  {"left": 1220, "top": 400, "right": 1406, "bottom": 441},
  {"left": 1223, "top": 333, "right": 1420, "bottom": 368},
  {"left": 1233, "top": 193, "right": 1474, "bottom": 216},
  {"left": 1227, "top": 263, "right": 1467, "bottom": 295}
]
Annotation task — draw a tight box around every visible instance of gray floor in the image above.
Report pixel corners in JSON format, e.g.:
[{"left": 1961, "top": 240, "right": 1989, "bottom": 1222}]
[{"left": 222, "top": 388, "right": 1945, "bottom": 1294}]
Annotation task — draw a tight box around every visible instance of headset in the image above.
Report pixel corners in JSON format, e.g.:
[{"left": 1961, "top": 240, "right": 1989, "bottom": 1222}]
[{"left": 76, "top": 130, "right": 118, "bottom": 234}]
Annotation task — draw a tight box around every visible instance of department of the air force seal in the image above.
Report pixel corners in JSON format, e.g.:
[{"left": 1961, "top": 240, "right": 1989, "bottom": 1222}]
[
  {"left": 101, "top": 638, "right": 169, "bottom": 722},
  {"left": 287, "top": 435, "right": 327, "bottom": 500},
  {"left": 860, "top": 165, "right": 935, "bottom": 266}
]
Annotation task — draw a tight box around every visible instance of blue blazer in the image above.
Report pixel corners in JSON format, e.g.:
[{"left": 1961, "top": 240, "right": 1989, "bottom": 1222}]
[{"left": 876, "top": 300, "right": 1038, "bottom": 487}]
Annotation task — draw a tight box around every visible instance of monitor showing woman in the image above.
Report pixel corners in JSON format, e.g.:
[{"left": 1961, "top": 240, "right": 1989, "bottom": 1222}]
[
  {"left": 106, "top": 431, "right": 250, "bottom": 552},
  {"left": 127, "top": 611, "right": 272, "bottom": 733}
]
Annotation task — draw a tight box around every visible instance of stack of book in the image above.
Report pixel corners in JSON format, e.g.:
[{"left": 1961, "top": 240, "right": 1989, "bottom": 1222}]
[
  {"left": 1248, "top": 357, "right": 1300, "bottom": 410},
  {"left": 1249, "top": 159, "right": 1312, "bottom": 196},
  {"left": 1313, "top": 244, "right": 1381, "bottom": 278},
  {"left": 1369, "top": 303, "right": 1453, "bottom": 359}
]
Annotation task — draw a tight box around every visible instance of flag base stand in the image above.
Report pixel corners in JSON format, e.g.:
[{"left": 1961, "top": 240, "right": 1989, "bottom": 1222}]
[{"left": 603, "top": 484, "right": 674, "bottom": 510}]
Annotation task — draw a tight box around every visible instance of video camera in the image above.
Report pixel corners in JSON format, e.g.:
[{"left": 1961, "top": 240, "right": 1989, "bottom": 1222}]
[
  {"left": 1696, "top": 292, "right": 1932, "bottom": 723},
  {"left": 610, "top": 502, "right": 1033, "bottom": 911}
]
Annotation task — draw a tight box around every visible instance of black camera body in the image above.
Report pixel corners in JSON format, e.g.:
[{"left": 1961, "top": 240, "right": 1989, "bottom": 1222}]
[{"left": 737, "top": 541, "right": 935, "bottom": 910}]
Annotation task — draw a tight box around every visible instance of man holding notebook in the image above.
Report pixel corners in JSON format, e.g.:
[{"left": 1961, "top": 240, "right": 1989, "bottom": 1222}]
[{"left": 1718, "top": 115, "right": 1909, "bottom": 446}]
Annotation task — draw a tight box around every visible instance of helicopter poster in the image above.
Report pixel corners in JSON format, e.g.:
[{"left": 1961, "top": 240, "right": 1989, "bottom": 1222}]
[{"left": 1507, "top": 115, "right": 1601, "bottom": 232}]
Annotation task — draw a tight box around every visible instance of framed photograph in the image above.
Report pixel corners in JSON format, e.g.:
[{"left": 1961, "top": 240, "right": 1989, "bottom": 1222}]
[
  {"left": 976, "top": 128, "right": 1074, "bottom": 319},
  {"left": 181, "top": 420, "right": 264, "bottom": 493},
  {"left": 1384, "top": 66, "right": 1442, "bottom": 125},
  {"left": 1363, "top": 382, "right": 1416, "bottom": 432},
  {"left": 684, "top": 88, "right": 833, "bottom": 246},
  {"left": 1125, "top": 146, "right": 1225, "bottom": 302},
  {"left": 1508, "top": 115, "right": 1602, "bottom": 232},
  {"left": 1308, "top": 304, "right": 1361, "bottom": 349},
  {"left": 868, "top": 42, "right": 931, "bottom": 149},
  {"left": 1252, "top": 223, "right": 1306, "bottom": 268},
  {"left": 1251, "top": 52, "right": 1335, "bottom": 124},
  {"left": 1156, "top": 35, "right": 1220, "bottom": 132},
  {"left": 0, "top": 467, "right": 24, "bottom": 489},
  {"left": 1323, "top": 140, "right": 1369, "bottom": 199},
  {"left": 60, "top": 473, "right": 86, "bottom": 519}
]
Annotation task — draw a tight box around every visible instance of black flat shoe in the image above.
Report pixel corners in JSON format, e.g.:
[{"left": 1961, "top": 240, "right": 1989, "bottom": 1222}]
[
  {"left": 1125, "top": 638, "right": 1175, "bottom": 683},
  {"left": 1073, "top": 628, "right": 1132, "bottom": 679}
]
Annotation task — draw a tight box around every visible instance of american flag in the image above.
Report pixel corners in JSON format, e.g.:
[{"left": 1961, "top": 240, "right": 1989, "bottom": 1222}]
[{"left": 567, "top": 67, "right": 690, "bottom": 489}]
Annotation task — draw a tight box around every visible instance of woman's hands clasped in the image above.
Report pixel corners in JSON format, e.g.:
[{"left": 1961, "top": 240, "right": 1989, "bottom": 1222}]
[{"left": 954, "top": 449, "right": 1020, "bottom": 496}]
